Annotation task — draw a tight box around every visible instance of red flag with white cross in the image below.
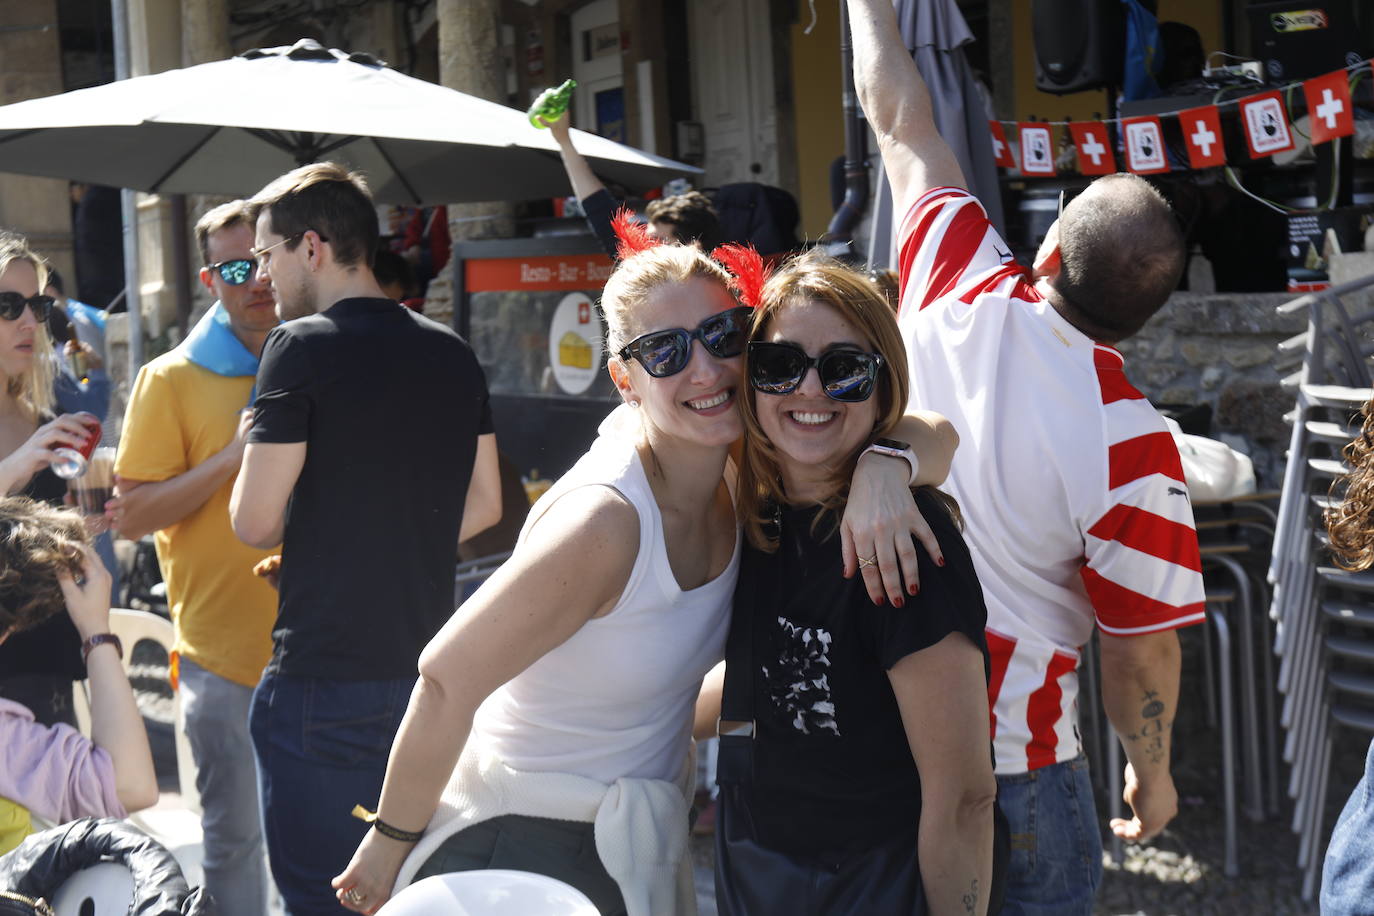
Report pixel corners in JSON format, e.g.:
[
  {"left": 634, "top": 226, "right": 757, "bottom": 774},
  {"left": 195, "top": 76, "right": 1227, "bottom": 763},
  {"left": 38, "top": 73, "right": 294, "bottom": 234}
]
[
  {"left": 1067, "top": 122, "right": 1115, "bottom": 175},
  {"left": 1238, "top": 91, "right": 1294, "bottom": 159},
  {"left": 1018, "top": 122, "right": 1055, "bottom": 176},
  {"left": 988, "top": 121, "right": 1016, "bottom": 169},
  {"left": 1303, "top": 71, "right": 1354, "bottom": 145},
  {"left": 1121, "top": 116, "right": 1169, "bottom": 174},
  {"left": 1178, "top": 105, "right": 1226, "bottom": 169}
]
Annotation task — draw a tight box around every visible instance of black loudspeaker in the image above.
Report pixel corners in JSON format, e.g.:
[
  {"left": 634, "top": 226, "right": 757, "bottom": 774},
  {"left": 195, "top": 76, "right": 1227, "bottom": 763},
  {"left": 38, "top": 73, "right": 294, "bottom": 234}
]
[{"left": 1033, "top": 0, "right": 1127, "bottom": 95}]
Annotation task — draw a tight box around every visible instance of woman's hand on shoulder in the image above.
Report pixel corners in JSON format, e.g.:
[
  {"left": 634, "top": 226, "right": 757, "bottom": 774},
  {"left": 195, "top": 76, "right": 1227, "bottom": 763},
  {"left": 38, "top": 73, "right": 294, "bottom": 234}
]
[{"left": 842, "top": 453, "right": 943, "bottom": 607}]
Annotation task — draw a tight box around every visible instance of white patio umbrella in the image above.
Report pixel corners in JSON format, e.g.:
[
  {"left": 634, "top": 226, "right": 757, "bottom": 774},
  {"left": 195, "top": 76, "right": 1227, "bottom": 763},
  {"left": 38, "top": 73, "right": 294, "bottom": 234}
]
[{"left": 0, "top": 40, "right": 698, "bottom": 204}]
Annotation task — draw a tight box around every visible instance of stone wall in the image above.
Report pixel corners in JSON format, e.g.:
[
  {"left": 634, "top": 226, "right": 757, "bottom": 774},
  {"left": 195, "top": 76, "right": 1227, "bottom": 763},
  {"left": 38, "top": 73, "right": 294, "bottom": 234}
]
[{"left": 1113, "top": 291, "right": 1303, "bottom": 490}]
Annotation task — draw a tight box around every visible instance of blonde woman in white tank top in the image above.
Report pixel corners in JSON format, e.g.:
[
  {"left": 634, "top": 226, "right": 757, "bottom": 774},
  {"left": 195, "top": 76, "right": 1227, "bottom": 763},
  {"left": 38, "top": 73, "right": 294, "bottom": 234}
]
[{"left": 333, "top": 228, "right": 958, "bottom": 916}]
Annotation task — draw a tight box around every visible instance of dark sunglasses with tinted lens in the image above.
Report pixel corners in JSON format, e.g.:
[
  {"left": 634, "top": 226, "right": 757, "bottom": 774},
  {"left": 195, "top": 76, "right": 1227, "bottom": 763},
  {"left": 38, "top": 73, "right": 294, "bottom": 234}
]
[
  {"left": 618, "top": 306, "right": 752, "bottom": 378},
  {"left": 0, "top": 292, "right": 54, "bottom": 322},
  {"left": 208, "top": 258, "right": 255, "bottom": 286},
  {"left": 749, "top": 341, "right": 884, "bottom": 403}
]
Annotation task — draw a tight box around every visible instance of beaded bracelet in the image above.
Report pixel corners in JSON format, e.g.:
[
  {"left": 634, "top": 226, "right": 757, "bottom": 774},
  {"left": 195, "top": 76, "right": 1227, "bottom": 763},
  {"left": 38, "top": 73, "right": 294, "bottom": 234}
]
[{"left": 351, "top": 804, "right": 423, "bottom": 843}]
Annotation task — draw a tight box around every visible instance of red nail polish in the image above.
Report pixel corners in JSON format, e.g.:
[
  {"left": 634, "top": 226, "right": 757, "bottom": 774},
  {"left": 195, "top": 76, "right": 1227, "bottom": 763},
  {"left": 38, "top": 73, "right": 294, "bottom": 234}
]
[
  {"left": 908, "top": 582, "right": 918, "bottom": 595},
  {"left": 893, "top": 595, "right": 904, "bottom": 608},
  {"left": 875, "top": 594, "right": 886, "bottom": 606},
  {"left": 936, "top": 557, "right": 946, "bottom": 567}
]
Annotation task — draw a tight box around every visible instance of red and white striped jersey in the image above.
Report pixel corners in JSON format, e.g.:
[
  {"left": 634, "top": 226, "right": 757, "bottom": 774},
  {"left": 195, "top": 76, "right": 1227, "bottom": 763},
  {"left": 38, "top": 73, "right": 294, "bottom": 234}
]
[{"left": 897, "top": 187, "right": 1205, "bottom": 775}]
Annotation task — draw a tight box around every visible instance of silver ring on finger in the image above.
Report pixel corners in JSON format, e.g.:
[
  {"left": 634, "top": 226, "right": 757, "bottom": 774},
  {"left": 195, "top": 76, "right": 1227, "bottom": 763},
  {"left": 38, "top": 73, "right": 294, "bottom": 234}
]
[{"left": 344, "top": 889, "right": 365, "bottom": 905}]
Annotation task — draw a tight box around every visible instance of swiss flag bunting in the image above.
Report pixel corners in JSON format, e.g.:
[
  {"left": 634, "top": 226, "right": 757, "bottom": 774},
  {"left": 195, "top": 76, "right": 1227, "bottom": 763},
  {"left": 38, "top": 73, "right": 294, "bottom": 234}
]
[
  {"left": 1018, "top": 122, "right": 1055, "bottom": 176},
  {"left": 1239, "top": 91, "right": 1295, "bottom": 159},
  {"left": 1121, "top": 116, "right": 1169, "bottom": 174},
  {"left": 1303, "top": 71, "right": 1354, "bottom": 144},
  {"left": 1067, "top": 122, "right": 1114, "bottom": 175},
  {"left": 988, "top": 121, "right": 1016, "bottom": 169},
  {"left": 1179, "top": 105, "right": 1226, "bottom": 169},
  {"left": 985, "top": 63, "right": 1361, "bottom": 174}
]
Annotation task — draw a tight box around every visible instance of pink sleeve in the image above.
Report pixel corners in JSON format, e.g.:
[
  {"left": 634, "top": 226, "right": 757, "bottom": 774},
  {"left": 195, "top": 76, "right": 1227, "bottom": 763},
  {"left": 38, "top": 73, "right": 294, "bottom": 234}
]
[{"left": 0, "top": 700, "right": 128, "bottom": 824}]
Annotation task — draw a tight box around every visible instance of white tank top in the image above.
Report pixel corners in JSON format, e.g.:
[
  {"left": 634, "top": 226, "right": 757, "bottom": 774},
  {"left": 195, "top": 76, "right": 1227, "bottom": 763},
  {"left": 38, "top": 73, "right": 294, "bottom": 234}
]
[{"left": 470, "top": 431, "right": 738, "bottom": 785}]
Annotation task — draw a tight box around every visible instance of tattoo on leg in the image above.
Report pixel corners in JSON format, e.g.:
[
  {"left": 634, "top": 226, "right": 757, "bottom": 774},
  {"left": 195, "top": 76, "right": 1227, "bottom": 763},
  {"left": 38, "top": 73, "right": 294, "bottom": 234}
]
[{"left": 962, "top": 878, "right": 979, "bottom": 914}]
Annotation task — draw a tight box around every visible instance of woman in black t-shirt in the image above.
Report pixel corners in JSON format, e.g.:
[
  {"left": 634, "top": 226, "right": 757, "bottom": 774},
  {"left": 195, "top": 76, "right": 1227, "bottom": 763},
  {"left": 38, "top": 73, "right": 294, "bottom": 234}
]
[
  {"left": 710, "top": 251, "right": 1000, "bottom": 915},
  {"left": 0, "top": 234, "right": 101, "bottom": 722}
]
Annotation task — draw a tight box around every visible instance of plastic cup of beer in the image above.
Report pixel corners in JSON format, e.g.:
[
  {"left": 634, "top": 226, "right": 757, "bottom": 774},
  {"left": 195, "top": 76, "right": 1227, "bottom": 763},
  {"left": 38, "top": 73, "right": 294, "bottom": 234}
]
[{"left": 70, "top": 446, "right": 115, "bottom": 519}]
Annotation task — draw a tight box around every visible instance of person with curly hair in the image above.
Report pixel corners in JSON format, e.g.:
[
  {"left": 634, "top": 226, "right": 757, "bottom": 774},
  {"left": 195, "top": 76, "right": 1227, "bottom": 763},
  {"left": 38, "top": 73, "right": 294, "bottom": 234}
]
[
  {"left": 1321, "top": 393, "right": 1374, "bottom": 915},
  {"left": 0, "top": 497, "right": 157, "bottom": 854}
]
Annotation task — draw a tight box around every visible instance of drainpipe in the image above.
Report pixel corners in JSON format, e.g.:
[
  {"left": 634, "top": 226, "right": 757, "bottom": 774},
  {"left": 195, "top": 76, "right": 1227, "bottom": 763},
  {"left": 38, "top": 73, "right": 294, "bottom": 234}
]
[{"left": 824, "top": 0, "right": 869, "bottom": 256}]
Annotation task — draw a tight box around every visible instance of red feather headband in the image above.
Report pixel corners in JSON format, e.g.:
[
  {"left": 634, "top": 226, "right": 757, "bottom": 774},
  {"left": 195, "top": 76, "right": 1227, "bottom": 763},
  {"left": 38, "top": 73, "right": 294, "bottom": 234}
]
[
  {"left": 711, "top": 243, "right": 769, "bottom": 309},
  {"left": 611, "top": 207, "right": 662, "bottom": 261}
]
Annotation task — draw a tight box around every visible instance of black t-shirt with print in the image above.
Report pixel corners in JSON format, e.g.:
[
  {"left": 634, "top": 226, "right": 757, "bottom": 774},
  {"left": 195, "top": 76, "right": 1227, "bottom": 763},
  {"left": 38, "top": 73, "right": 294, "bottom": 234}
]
[
  {"left": 250, "top": 297, "right": 494, "bottom": 680},
  {"left": 721, "top": 488, "right": 989, "bottom": 861}
]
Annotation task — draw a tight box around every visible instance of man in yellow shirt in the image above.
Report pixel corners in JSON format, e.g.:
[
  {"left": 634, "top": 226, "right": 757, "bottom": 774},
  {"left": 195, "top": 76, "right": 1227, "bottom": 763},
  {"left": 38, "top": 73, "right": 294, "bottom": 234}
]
[{"left": 110, "top": 200, "right": 280, "bottom": 916}]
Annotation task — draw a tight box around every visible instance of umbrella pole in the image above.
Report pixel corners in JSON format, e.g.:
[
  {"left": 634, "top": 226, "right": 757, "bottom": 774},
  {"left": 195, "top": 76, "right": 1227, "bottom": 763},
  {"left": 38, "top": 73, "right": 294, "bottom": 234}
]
[{"left": 111, "top": 0, "right": 143, "bottom": 376}]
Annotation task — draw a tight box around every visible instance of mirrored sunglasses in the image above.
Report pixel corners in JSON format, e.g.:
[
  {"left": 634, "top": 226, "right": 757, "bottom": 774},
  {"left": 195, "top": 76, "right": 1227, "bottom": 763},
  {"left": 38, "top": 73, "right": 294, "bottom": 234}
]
[
  {"left": 618, "top": 306, "right": 752, "bottom": 379},
  {"left": 0, "top": 292, "right": 54, "bottom": 322},
  {"left": 748, "top": 341, "right": 883, "bottom": 403},
  {"left": 208, "top": 258, "right": 255, "bottom": 286}
]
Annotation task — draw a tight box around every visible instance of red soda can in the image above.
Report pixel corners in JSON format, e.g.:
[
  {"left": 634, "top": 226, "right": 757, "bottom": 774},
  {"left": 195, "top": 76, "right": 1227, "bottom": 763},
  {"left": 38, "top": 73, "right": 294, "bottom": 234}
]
[{"left": 51, "top": 415, "right": 102, "bottom": 480}]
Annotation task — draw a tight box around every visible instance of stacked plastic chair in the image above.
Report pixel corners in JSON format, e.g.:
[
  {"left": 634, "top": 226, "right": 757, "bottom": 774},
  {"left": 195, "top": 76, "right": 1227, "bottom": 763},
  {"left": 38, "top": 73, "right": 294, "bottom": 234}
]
[{"left": 1268, "top": 271, "right": 1374, "bottom": 902}]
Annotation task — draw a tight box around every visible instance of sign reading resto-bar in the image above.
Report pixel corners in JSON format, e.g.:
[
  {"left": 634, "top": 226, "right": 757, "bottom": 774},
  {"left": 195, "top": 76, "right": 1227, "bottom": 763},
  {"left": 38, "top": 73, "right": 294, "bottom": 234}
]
[{"left": 466, "top": 255, "right": 615, "bottom": 292}]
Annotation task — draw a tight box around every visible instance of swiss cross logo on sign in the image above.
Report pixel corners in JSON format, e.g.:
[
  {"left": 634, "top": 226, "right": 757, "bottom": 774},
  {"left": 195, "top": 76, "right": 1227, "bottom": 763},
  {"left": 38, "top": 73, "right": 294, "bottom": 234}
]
[
  {"left": 1303, "top": 71, "right": 1354, "bottom": 145},
  {"left": 988, "top": 121, "right": 1016, "bottom": 169},
  {"left": 1067, "top": 122, "right": 1114, "bottom": 175},
  {"left": 1239, "top": 92, "right": 1294, "bottom": 158},
  {"left": 1018, "top": 123, "right": 1055, "bottom": 176},
  {"left": 1178, "top": 105, "right": 1225, "bottom": 169},
  {"left": 1122, "top": 116, "right": 1169, "bottom": 174}
]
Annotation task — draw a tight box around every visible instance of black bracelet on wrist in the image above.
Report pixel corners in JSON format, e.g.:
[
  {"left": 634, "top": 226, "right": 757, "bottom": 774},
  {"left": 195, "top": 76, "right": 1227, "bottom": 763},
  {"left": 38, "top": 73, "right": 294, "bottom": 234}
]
[
  {"left": 351, "top": 804, "right": 423, "bottom": 843},
  {"left": 81, "top": 632, "right": 123, "bottom": 666}
]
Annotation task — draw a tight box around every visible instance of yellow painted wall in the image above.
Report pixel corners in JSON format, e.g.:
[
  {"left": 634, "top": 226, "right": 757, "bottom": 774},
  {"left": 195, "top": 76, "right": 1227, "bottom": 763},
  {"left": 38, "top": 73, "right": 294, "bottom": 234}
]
[
  {"left": 1011, "top": 1, "right": 1224, "bottom": 125},
  {"left": 790, "top": 5, "right": 845, "bottom": 240}
]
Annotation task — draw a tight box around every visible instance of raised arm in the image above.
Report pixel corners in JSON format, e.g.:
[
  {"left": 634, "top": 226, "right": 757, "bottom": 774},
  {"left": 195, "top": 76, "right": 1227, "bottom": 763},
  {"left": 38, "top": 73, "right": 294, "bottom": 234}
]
[
  {"left": 890, "top": 631, "right": 996, "bottom": 915},
  {"left": 846, "top": 0, "right": 967, "bottom": 218},
  {"left": 1098, "top": 629, "right": 1182, "bottom": 842},
  {"left": 332, "top": 485, "right": 637, "bottom": 912},
  {"left": 62, "top": 545, "right": 158, "bottom": 814},
  {"left": 542, "top": 112, "right": 608, "bottom": 202}
]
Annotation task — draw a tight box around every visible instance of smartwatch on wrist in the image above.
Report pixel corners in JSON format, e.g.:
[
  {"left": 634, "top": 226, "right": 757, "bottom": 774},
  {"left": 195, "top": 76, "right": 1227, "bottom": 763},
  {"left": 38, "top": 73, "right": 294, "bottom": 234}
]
[{"left": 861, "top": 438, "right": 919, "bottom": 486}]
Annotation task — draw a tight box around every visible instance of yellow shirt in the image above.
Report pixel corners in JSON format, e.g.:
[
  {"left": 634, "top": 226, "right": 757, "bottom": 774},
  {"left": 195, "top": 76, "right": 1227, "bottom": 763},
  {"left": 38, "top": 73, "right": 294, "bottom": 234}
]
[
  {"left": 0, "top": 798, "right": 30, "bottom": 855},
  {"left": 115, "top": 353, "right": 277, "bottom": 687}
]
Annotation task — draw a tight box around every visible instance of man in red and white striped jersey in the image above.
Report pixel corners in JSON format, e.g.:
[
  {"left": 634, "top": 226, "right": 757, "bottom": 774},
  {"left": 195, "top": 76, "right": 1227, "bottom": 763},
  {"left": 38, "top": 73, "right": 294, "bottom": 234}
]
[{"left": 849, "top": 2, "right": 1205, "bottom": 912}]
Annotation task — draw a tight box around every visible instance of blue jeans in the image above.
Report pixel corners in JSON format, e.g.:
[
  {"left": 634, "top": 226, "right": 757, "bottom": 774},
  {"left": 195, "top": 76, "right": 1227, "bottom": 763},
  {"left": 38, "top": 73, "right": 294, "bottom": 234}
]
[
  {"left": 179, "top": 658, "right": 268, "bottom": 916},
  {"left": 1321, "top": 738, "right": 1374, "bottom": 915},
  {"left": 250, "top": 672, "right": 412, "bottom": 916},
  {"left": 994, "top": 755, "right": 1103, "bottom": 916}
]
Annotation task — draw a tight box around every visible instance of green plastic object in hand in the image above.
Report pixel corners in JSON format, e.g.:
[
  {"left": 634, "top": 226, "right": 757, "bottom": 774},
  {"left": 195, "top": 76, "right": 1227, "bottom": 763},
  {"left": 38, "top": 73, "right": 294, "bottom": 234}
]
[{"left": 528, "top": 79, "right": 577, "bottom": 128}]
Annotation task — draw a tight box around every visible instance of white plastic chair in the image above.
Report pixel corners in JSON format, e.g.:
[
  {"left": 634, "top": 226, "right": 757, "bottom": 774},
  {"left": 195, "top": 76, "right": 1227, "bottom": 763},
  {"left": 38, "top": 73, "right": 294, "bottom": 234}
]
[
  {"left": 376, "top": 870, "right": 598, "bottom": 916},
  {"left": 69, "top": 609, "right": 205, "bottom": 886},
  {"left": 50, "top": 862, "right": 134, "bottom": 916}
]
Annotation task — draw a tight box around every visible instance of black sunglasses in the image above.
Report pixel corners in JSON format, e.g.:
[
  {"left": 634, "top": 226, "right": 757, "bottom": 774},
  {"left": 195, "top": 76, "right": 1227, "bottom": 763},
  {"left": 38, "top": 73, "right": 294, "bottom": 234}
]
[
  {"left": 207, "top": 258, "right": 255, "bottom": 286},
  {"left": 748, "top": 341, "right": 884, "bottom": 403},
  {"left": 0, "top": 292, "right": 54, "bottom": 322},
  {"left": 618, "top": 306, "right": 752, "bottom": 378}
]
